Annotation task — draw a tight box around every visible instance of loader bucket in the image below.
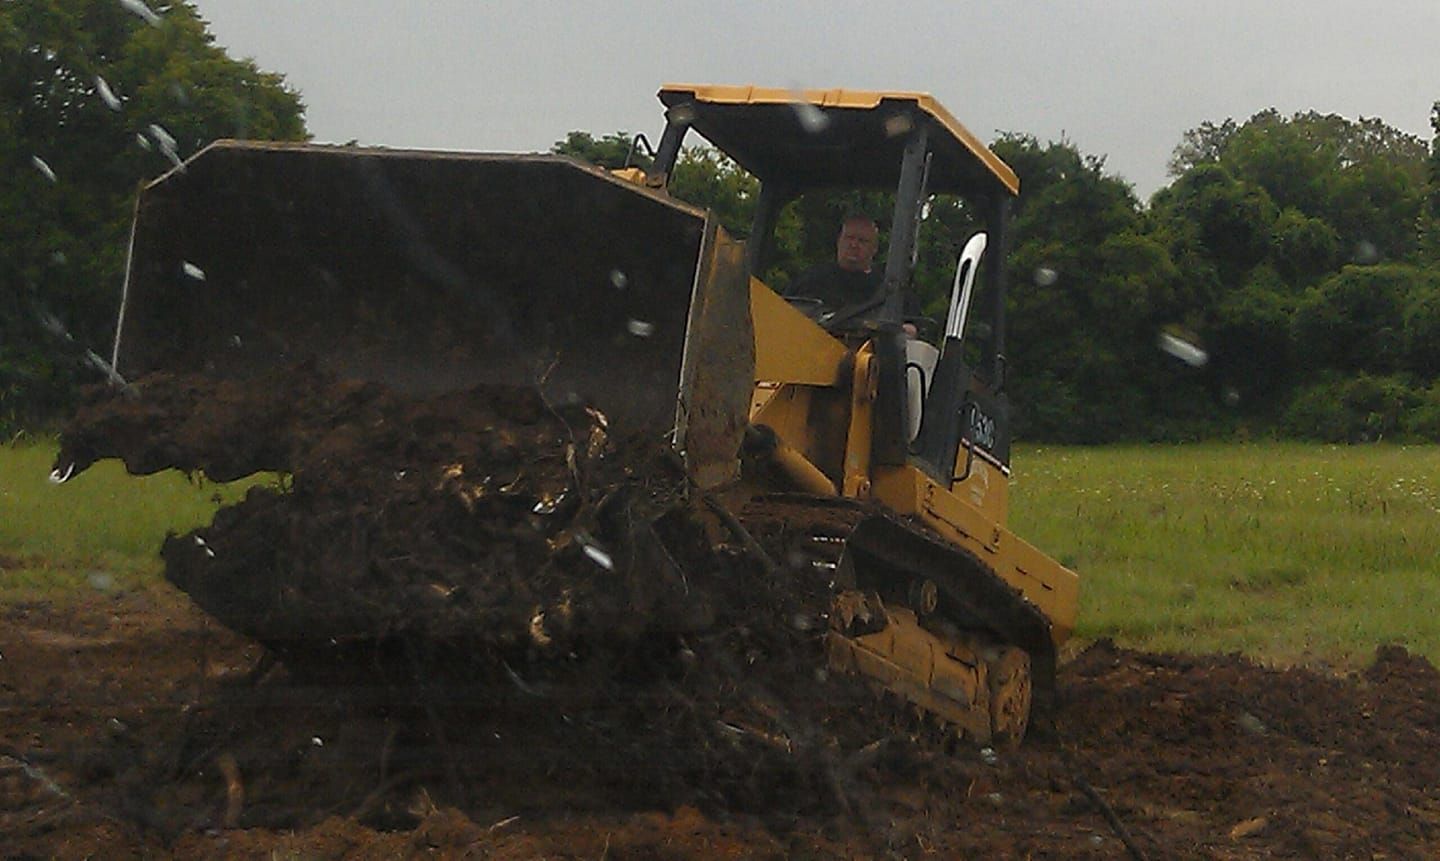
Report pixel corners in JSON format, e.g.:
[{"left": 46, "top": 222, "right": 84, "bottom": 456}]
[{"left": 114, "top": 141, "right": 716, "bottom": 432}]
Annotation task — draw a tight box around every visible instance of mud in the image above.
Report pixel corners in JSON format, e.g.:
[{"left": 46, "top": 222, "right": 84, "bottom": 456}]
[{"left": 7, "top": 368, "right": 1438, "bottom": 858}]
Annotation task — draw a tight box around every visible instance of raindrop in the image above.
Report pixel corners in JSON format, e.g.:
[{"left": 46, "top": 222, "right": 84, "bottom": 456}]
[
  {"left": 581, "top": 541, "right": 614, "bottom": 571},
  {"left": 1352, "top": 240, "right": 1379, "bottom": 265},
  {"left": 310, "top": 736, "right": 324, "bottom": 747},
  {"left": 229, "top": 334, "right": 242, "bottom": 348},
  {"left": 94, "top": 75, "right": 122, "bottom": 111},
  {"left": 148, "top": 123, "right": 182, "bottom": 167},
  {"left": 608, "top": 269, "right": 628, "bottom": 289},
  {"left": 181, "top": 261, "right": 206, "bottom": 280},
  {"left": 883, "top": 113, "right": 914, "bottom": 138},
  {"left": 627, "top": 318, "right": 655, "bottom": 338},
  {"left": 31, "top": 155, "right": 57, "bottom": 183},
  {"left": 50, "top": 251, "right": 67, "bottom": 265},
  {"left": 1033, "top": 267, "right": 1058, "bottom": 287},
  {"left": 1157, "top": 330, "right": 1208, "bottom": 367},
  {"left": 87, "top": 571, "right": 115, "bottom": 591},
  {"left": 668, "top": 103, "right": 697, "bottom": 126},
  {"left": 193, "top": 534, "right": 215, "bottom": 558},
  {"left": 1223, "top": 386, "right": 1241, "bottom": 407},
  {"left": 788, "top": 93, "right": 830, "bottom": 134},
  {"left": 118, "top": 0, "right": 162, "bottom": 26},
  {"left": 49, "top": 463, "right": 75, "bottom": 484},
  {"left": 135, "top": 132, "right": 151, "bottom": 151},
  {"left": 531, "top": 491, "right": 565, "bottom": 515}
]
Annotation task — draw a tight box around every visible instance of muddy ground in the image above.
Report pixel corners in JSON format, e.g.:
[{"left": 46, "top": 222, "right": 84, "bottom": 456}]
[
  {"left": 5, "top": 593, "right": 1439, "bottom": 859},
  {"left": 5, "top": 368, "right": 1440, "bottom": 858}
]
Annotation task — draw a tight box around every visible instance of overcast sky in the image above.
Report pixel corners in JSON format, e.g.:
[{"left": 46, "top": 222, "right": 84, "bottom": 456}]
[{"left": 189, "top": 0, "right": 1439, "bottom": 200}]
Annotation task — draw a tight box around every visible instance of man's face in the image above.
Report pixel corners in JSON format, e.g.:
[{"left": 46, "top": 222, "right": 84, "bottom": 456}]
[{"left": 836, "top": 219, "right": 879, "bottom": 272}]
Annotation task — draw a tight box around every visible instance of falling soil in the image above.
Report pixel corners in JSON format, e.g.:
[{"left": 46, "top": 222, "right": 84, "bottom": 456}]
[{"left": 6, "top": 367, "right": 1439, "bottom": 858}]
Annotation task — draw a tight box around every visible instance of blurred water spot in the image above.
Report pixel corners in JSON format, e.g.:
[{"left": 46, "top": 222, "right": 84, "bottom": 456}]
[
  {"left": 181, "top": 261, "right": 206, "bottom": 280},
  {"left": 135, "top": 132, "right": 152, "bottom": 150},
  {"left": 31, "top": 155, "right": 57, "bottom": 183},
  {"left": 626, "top": 318, "right": 655, "bottom": 337},
  {"left": 118, "top": 0, "right": 162, "bottom": 25},
  {"left": 1157, "top": 330, "right": 1208, "bottom": 367},
  {"left": 51, "top": 251, "right": 67, "bottom": 265},
  {"left": 789, "top": 97, "right": 830, "bottom": 134},
  {"left": 1033, "top": 267, "right": 1058, "bottom": 287},
  {"left": 1223, "top": 386, "right": 1241, "bottom": 407},
  {"left": 582, "top": 543, "right": 614, "bottom": 571},
  {"left": 193, "top": 535, "right": 215, "bottom": 558},
  {"left": 118, "top": 0, "right": 162, "bottom": 26},
  {"left": 148, "top": 123, "right": 182, "bottom": 166},
  {"left": 1352, "top": 240, "right": 1379, "bottom": 265},
  {"left": 884, "top": 113, "right": 914, "bottom": 138},
  {"left": 609, "top": 268, "right": 628, "bottom": 289},
  {"left": 87, "top": 571, "right": 115, "bottom": 591},
  {"left": 94, "top": 76, "right": 122, "bottom": 111},
  {"left": 668, "top": 104, "right": 697, "bottom": 126},
  {"left": 170, "top": 82, "right": 190, "bottom": 105}
]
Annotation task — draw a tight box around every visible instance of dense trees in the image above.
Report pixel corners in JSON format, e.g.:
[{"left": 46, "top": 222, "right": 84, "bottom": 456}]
[
  {"left": 6, "top": 10, "right": 1438, "bottom": 445},
  {"left": 1, "top": 0, "right": 305, "bottom": 433},
  {"left": 556, "top": 104, "right": 1440, "bottom": 443}
]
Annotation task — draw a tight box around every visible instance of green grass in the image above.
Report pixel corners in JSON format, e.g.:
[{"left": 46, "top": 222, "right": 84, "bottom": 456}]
[
  {"left": 5, "top": 437, "right": 1438, "bottom": 666},
  {"left": 1009, "top": 442, "right": 1440, "bottom": 665},
  {"left": 0, "top": 438, "right": 261, "bottom": 598}
]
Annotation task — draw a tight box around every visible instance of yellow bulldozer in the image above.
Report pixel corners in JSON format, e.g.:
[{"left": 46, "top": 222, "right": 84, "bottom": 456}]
[{"left": 110, "top": 83, "right": 1077, "bottom": 745}]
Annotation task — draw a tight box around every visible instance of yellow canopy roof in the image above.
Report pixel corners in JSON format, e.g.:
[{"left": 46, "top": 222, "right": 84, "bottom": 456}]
[{"left": 658, "top": 83, "right": 1018, "bottom": 197}]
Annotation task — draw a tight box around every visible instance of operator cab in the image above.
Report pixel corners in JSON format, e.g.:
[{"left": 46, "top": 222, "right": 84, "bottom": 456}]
[{"left": 645, "top": 84, "right": 1017, "bottom": 487}]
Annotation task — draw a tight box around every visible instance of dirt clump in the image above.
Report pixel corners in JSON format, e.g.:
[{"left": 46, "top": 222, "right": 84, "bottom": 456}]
[{"left": 5, "top": 366, "right": 1437, "bottom": 858}]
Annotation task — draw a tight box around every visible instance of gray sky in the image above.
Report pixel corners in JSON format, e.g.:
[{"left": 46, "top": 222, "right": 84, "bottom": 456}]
[{"left": 189, "top": 0, "right": 1439, "bottom": 200}]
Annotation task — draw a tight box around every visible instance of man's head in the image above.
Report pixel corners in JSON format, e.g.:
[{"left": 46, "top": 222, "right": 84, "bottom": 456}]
[{"left": 835, "top": 215, "right": 879, "bottom": 273}]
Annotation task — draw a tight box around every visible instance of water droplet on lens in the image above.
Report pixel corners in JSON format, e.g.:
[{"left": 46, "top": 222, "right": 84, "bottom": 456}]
[
  {"left": 627, "top": 319, "right": 655, "bottom": 337},
  {"left": 94, "top": 75, "right": 122, "bottom": 111},
  {"left": 135, "top": 132, "right": 151, "bottom": 150},
  {"left": 181, "top": 261, "right": 206, "bottom": 280},
  {"left": 118, "top": 0, "right": 162, "bottom": 26},
  {"left": 1157, "top": 330, "right": 1208, "bottom": 367},
  {"left": 1223, "top": 387, "right": 1241, "bottom": 407},
  {"left": 31, "top": 155, "right": 57, "bottom": 183},
  {"left": 1033, "top": 267, "right": 1058, "bottom": 287},
  {"left": 790, "top": 100, "right": 829, "bottom": 133},
  {"left": 1352, "top": 240, "right": 1379, "bottom": 265},
  {"left": 884, "top": 113, "right": 914, "bottom": 137},
  {"left": 609, "top": 269, "right": 628, "bottom": 289}
]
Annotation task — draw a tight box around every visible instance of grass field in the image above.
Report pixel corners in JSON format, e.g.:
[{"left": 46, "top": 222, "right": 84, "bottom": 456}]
[
  {"left": 0, "top": 439, "right": 261, "bottom": 597},
  {"left": 3, "top": 438, "right": 1438, "bottom": 666},
  {"left": 1009, "top": 442, "right": 1440, "bottom": 665}
]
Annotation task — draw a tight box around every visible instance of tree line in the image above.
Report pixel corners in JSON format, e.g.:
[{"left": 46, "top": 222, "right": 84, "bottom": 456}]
[
  {"left": 559, "top": 106, "right": 1440, "bottom": 444},
  {"left": 5, "top": 1, "right": 1439, "bottom": 444}
]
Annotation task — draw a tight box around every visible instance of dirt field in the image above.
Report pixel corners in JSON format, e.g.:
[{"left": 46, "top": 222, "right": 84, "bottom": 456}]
[
  {"left": 5, "top": 592, "right": 1439, "bottom": 859},
  {"left": 6, "top": 368, "right": 1440, "bottom": 859}
]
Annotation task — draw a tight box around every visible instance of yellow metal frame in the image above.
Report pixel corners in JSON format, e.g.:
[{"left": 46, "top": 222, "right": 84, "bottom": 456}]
[{"left": 659, "top": 83, "right": 1019, "bottom": 195}]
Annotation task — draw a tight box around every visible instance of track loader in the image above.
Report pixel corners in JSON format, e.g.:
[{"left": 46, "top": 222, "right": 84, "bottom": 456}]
[{"left": 109, "top": 84, "right": 1077, "bottom": 745}]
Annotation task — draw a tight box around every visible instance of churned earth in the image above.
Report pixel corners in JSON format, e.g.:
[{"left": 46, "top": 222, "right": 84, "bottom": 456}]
[{"left": 4, "top": 367, "right": 1437, "bottom": 859}]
